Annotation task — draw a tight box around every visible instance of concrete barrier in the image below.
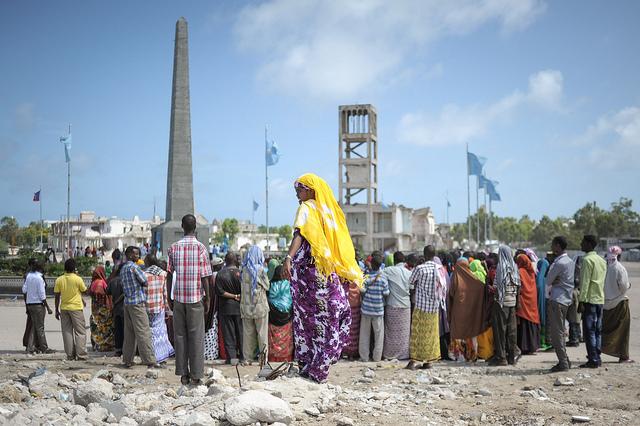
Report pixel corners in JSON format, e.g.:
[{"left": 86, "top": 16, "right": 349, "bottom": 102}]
[{"left": 0, "top": 276, "right": 92, "bottom": 296}]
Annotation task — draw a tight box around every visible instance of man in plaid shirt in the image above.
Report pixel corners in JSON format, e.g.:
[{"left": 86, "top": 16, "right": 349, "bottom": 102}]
[
  {"left": 406, "top": 245, "right": 442, "bottom": 370},
  {"left": 167, "top": 214, "right": 212, "bottom": 385},
  {"left": 120, "top": 246, "right": 161, "bottom": 368}
]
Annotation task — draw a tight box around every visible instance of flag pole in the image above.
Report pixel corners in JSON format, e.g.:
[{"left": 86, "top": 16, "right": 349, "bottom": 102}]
[
  {"left": 466, "top": 144, "right": 471, "bottom": 244},
  {"left": 39, "top": 186, "right": 43, "bottom": 249},
  {"left": 489, "top": 197, "right": 492, "bottom": 242},
  {"left": 446, "top": 190, "right": 449, "bottom": 226},
  {"left": 66, "top": 124, "right": 71, "bottom": 257},
  {"left": 483, "top": 188, "right": 488, "bottom": 244},
  {"left": 476, "top": 175, "right": 480, "bottom": 245},
  {"left": 265, "top": 125, "right": 269, "bottom": 254}
]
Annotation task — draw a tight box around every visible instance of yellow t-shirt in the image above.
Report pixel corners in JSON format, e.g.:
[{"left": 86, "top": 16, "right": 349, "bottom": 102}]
[{"left": 54, "top": 273, "right": 87, "bottom": 311}]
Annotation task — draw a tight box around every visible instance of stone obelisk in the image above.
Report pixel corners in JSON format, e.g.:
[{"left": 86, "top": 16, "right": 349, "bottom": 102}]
[{"left": 153, "top": 17, "right": 208, "bottom": 254}]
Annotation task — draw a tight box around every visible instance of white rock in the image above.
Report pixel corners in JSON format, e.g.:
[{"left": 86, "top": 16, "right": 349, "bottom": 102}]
[
  {"left": 554, "top": 377, "right": 575, "bottom": 387},
  {"left": 145, "top": 369, "right": 160, "bottom": 379},
  {"left": 111, "top": 374, "right": 129, "bottom": 386},
  {"left": 362, "top": 369, "right": 376, "bottom": 378},
  {"left": 571, "top": 415, "right": 591, "bottom": 423},
  {"left": 224, "top": 390, "right": 295, "bottom": 425},
  {"left": 337, "top": 416, "right": 355, "bottom": 426},
  {"left": 476, "top": 388, "right": 493, "bottom": 397},
  {"left": 119, "top": 416, "right": 138, "bottom": 425},
  {"left": 184, "top": 411, "right": 216, "bottom": 426},
  {"left": 431, "top": 376, "right": 446, "bottom": 385},
  {"left": 28, "top": 372, "right": 60, "bottom": 398},
  {"left": 100, "top": 401, "right": 129, "bottom": 421},
  {"left": 73, "top": 378, "right": 114, "bottom": 407},
  {"left": 305, "top": 406, "right": 321, "bottom": 417}
]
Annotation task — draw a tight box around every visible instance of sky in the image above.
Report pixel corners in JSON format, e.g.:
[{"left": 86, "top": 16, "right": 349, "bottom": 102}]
[{"left": 1, "top": 0, "right": 639, "bottom": 228}]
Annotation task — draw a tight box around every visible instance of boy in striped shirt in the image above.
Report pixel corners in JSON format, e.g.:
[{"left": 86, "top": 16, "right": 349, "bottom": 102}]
[{"left": 359, "top": 252, "right": 390, "bottom": 362}]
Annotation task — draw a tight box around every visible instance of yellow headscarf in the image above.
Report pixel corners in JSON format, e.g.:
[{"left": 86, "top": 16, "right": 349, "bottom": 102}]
[{"left": 294, "top": 173, "right": 363, "bottom": 286}]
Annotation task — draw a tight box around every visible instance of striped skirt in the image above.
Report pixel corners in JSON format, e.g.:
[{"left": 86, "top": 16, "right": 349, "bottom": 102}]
[
  {"left": 149, "top": 311, "right": 174, "bottom": 363},
  {"left": 342, "top": 305, "right": 361, "bottom": 357},
  {"left": 383, "top": 306, "right": 411, "bottom": 360},
  {"left": 409, "top": 309, "right": 440, "bottom": 363}
]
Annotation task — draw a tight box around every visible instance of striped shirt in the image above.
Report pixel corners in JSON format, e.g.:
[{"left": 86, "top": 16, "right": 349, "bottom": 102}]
[
  {"left": 120, "top": 261, "right": 148, "bottom": 305},
  {"left": 144, "top": 265, "right": 168, "bottom": 313},
  {"left": 409, "top": 261, "right": 440, "bottom": 313},
  {"left": 361, "top": 270, "right": 390, "bottom": 316}
]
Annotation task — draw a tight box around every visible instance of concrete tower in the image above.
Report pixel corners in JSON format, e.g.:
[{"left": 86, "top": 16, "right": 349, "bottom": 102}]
[
  {"left": 153, "top": 17, "right": 208, "bottom": 254},
  {"left": 339, "top": 104, "right": 378, "bottom": 252}
]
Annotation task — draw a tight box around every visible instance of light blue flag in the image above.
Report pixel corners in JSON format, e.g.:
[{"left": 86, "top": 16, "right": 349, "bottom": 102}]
[
  {"left": 60, "top": 134, "right": 72, "bottom": 163},
  {"left": 253, "top": 200, "right": 259, "bottom": 211},
  {"left": 266, "top": 140, "right": 280, "bottom": 166},
  {"left": 467, "top": 151, "right": 486, "bottom": 176},
  {"left": 478, "top": 174, "right": 490, "bottom": 189},
  {"left": 487, "top": 180, "right": 501, "bottom": 202}
]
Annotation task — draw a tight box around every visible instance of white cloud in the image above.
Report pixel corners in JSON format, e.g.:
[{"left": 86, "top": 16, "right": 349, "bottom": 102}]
[
  {"left": 577, "top": 106, "right": 640, "bottom": 169},
  {"left": 396, "top": 69, "right": 563, "bottom": 146},
  {"left": 233, "top": 0, "right": 545, "bottom": 100}
]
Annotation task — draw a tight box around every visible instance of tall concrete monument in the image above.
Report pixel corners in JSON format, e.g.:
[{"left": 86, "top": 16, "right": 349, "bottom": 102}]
[{"left": 153, "top": 17, "right": 209, "bottom": 253}]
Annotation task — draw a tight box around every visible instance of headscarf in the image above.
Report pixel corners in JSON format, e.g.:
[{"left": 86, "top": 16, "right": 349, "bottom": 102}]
[
  {"left": 515, "top": 254, "right": 539, "bottom": 324},
  {"left": 495, "top": 245, "right": 520, "bottom": 306},
  {"left": 607, "top": 245, "right": 622, "bottom": 265},
  {"left": 469, "top": 259, "right": 487, "bottom": 284},
  {"left": 293, "top": 173, "right": 363, "bottom": 286},
  {"left": 384, "top": 253, "right": 394, "bottom": 268},
  {"left": 242, "top": 245, "right": 264, "bottom": 300},
  {"left": 267, "top": 258, "right": 279, "bottom": 281},
  {"left": 90, "top": 266, "right": 108, "bottom": 295},
  {"left": 434, "top": 257, "right": 450, "bottom": 309},
  {"left": 524, "top": 248, "right": 539, "bottom": 266}
]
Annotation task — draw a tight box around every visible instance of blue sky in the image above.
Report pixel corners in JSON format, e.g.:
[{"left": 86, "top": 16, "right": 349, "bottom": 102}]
[{"left": 2, "top": 0, "right": 639, "bottom": 228}]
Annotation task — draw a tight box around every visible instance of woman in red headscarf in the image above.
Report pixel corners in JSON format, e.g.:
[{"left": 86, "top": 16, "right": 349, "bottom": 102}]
[
  {"left": 89, "top": 266, "right": 114, "bottom": 352},
  {"left": 515, "top": 254, "right": 540, "bottom": 355}
]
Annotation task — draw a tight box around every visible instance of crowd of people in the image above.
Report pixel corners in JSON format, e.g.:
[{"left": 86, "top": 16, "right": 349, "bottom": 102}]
[{"left": 20, "top": 173, "right": 633, "bottom": 384}]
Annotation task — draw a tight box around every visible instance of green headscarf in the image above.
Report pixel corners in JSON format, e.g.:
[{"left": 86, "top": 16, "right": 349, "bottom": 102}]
[
  {"left": 267, "top": 258, "right": 280, "bottom": 281},
  {"left": 469, "top": 259, "right": 487, "bottom": 284},
  {"left": 384, "top": 253, "right": 394, "bottom": 267}
]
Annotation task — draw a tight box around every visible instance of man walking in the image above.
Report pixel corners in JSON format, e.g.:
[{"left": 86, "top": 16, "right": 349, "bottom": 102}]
[
  {"left": 54, "top": 259, "right": 87, "bottom": 360},
  {"left": 545, "top": 236, "right": 574, "bottom": 372},
  {"left": 216, "top": 252, "right": 244, "bottom": 365},
  {"left": 120, "top": 246, "right": 160, "bottom": 368},
  {"left": 167, "top": 214, "right": 212, "bottom": 385},
  {"left": 578, "top": 235, "right": 607, "bottom": 368},
  {"left": 22, "top": 260, "right": 53, "bottom": 354}
]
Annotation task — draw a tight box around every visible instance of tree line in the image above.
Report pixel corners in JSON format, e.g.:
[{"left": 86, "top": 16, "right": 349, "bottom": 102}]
[{"left": 450, "top": 197, "right": 639, "bottom": 249}]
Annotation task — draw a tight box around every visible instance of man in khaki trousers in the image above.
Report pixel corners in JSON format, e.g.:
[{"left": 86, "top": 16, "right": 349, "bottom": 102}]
[{"left": 54, "top": 259, "right": 87, "bottom": 360}]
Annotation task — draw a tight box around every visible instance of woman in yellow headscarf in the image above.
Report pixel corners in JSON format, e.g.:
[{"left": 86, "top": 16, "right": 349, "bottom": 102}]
[{"left": 283, "top": 173, "right": 362, "bottom": 383}]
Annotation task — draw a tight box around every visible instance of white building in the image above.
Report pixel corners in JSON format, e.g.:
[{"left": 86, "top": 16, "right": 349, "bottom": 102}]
[{"left": 49, "top": 211, "right": 159, "bottom": 253}]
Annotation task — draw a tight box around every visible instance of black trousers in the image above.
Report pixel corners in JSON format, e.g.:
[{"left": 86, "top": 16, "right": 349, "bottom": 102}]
[
  {"left": 220, "top": 314, "right": 243, "bottom": 360},
  {"left": 492, "top": 304, "right": 517, "bottom": 362},
  {"left": 113, "top": 314, "right": 124, "bottom": 352},
  {"left": 26, "top": 304, "right": 48, "bottom": 352}
]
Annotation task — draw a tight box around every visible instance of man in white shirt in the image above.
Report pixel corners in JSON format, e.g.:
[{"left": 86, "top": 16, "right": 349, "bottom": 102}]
[
  {"left": 602, "top": 246, "right": 633, "bottom": 363},
  {"left": 22, "top": 260, "right": 53, "bottom": 354}
]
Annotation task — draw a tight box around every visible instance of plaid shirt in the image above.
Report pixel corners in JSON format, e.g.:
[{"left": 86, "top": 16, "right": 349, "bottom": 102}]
[
  {"left": 144, "top": 265, "right": 168, "bottom": 313},
  {"left": 120, "top": 261, "right": 148, "bottom": 305},
  {"left": 167, "top": 235, "right": 212, "bottom": 303},
  {"left": 409, "top": 261, "right": 441, "bottom": 313}
]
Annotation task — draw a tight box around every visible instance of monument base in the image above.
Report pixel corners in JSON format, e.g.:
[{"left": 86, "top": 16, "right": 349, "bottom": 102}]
[{"left": 152, "top": 221, "right": 209, "bottom": 258}]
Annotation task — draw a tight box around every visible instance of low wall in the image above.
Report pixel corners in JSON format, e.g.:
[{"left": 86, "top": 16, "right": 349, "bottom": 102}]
[{"left": 0, "top": 276, "right": 92, "bottom": 296}]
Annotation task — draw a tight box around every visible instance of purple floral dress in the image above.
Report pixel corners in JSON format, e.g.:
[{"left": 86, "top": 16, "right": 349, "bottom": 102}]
[{"left": 291, "top": 234, "right": 351, "bottom": 383}]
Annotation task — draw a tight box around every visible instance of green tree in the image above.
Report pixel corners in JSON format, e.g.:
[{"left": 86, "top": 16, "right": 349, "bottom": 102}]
[
  {"left": 278, "top": 225, "right": 292, "bottom": 240},
  {"left": 0, "top": 216, "right": 20, "bottom": 244},
  {"left": 18, "top": 222, "right": 49, "bottom": 248},
  {"left": 221, "top": 218, "right": 239, "bottom": 241}
]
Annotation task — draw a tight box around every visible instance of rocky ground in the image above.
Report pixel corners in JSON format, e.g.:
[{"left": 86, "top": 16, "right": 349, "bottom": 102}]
[{"left": 1, "top": 263, "right": 639, "bottom": 425}]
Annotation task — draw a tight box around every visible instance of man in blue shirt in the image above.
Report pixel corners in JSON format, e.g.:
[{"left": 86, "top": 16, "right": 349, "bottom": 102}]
[
  {"left": 358, "top": 252, "right": 389, "bottom": 362},
  {"left": 120, "top": 246, "right": 161, "bottom": 369}
]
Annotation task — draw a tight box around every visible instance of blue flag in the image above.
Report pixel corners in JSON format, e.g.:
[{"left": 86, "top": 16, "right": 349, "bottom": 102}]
[
  {"left": 253, "top": 200, "right": 259, "bottom": 211},
  {"left": 33, "top": 190, "right": 40, "bottom": 202},
  {"left": 467, "top": 151, "right": 486, "bottom": 176},
  {"left": 478, "top": 174, "right": 490, "bottom": 189},
  {"left": 60, "top": 134, "right": 72, "bottom": 163},
  {"left": 487, "top": 180, "right": 501, "bottom": 202},
  {"left": 266, "top": 140, "right": 280, "bottom": 166}
]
